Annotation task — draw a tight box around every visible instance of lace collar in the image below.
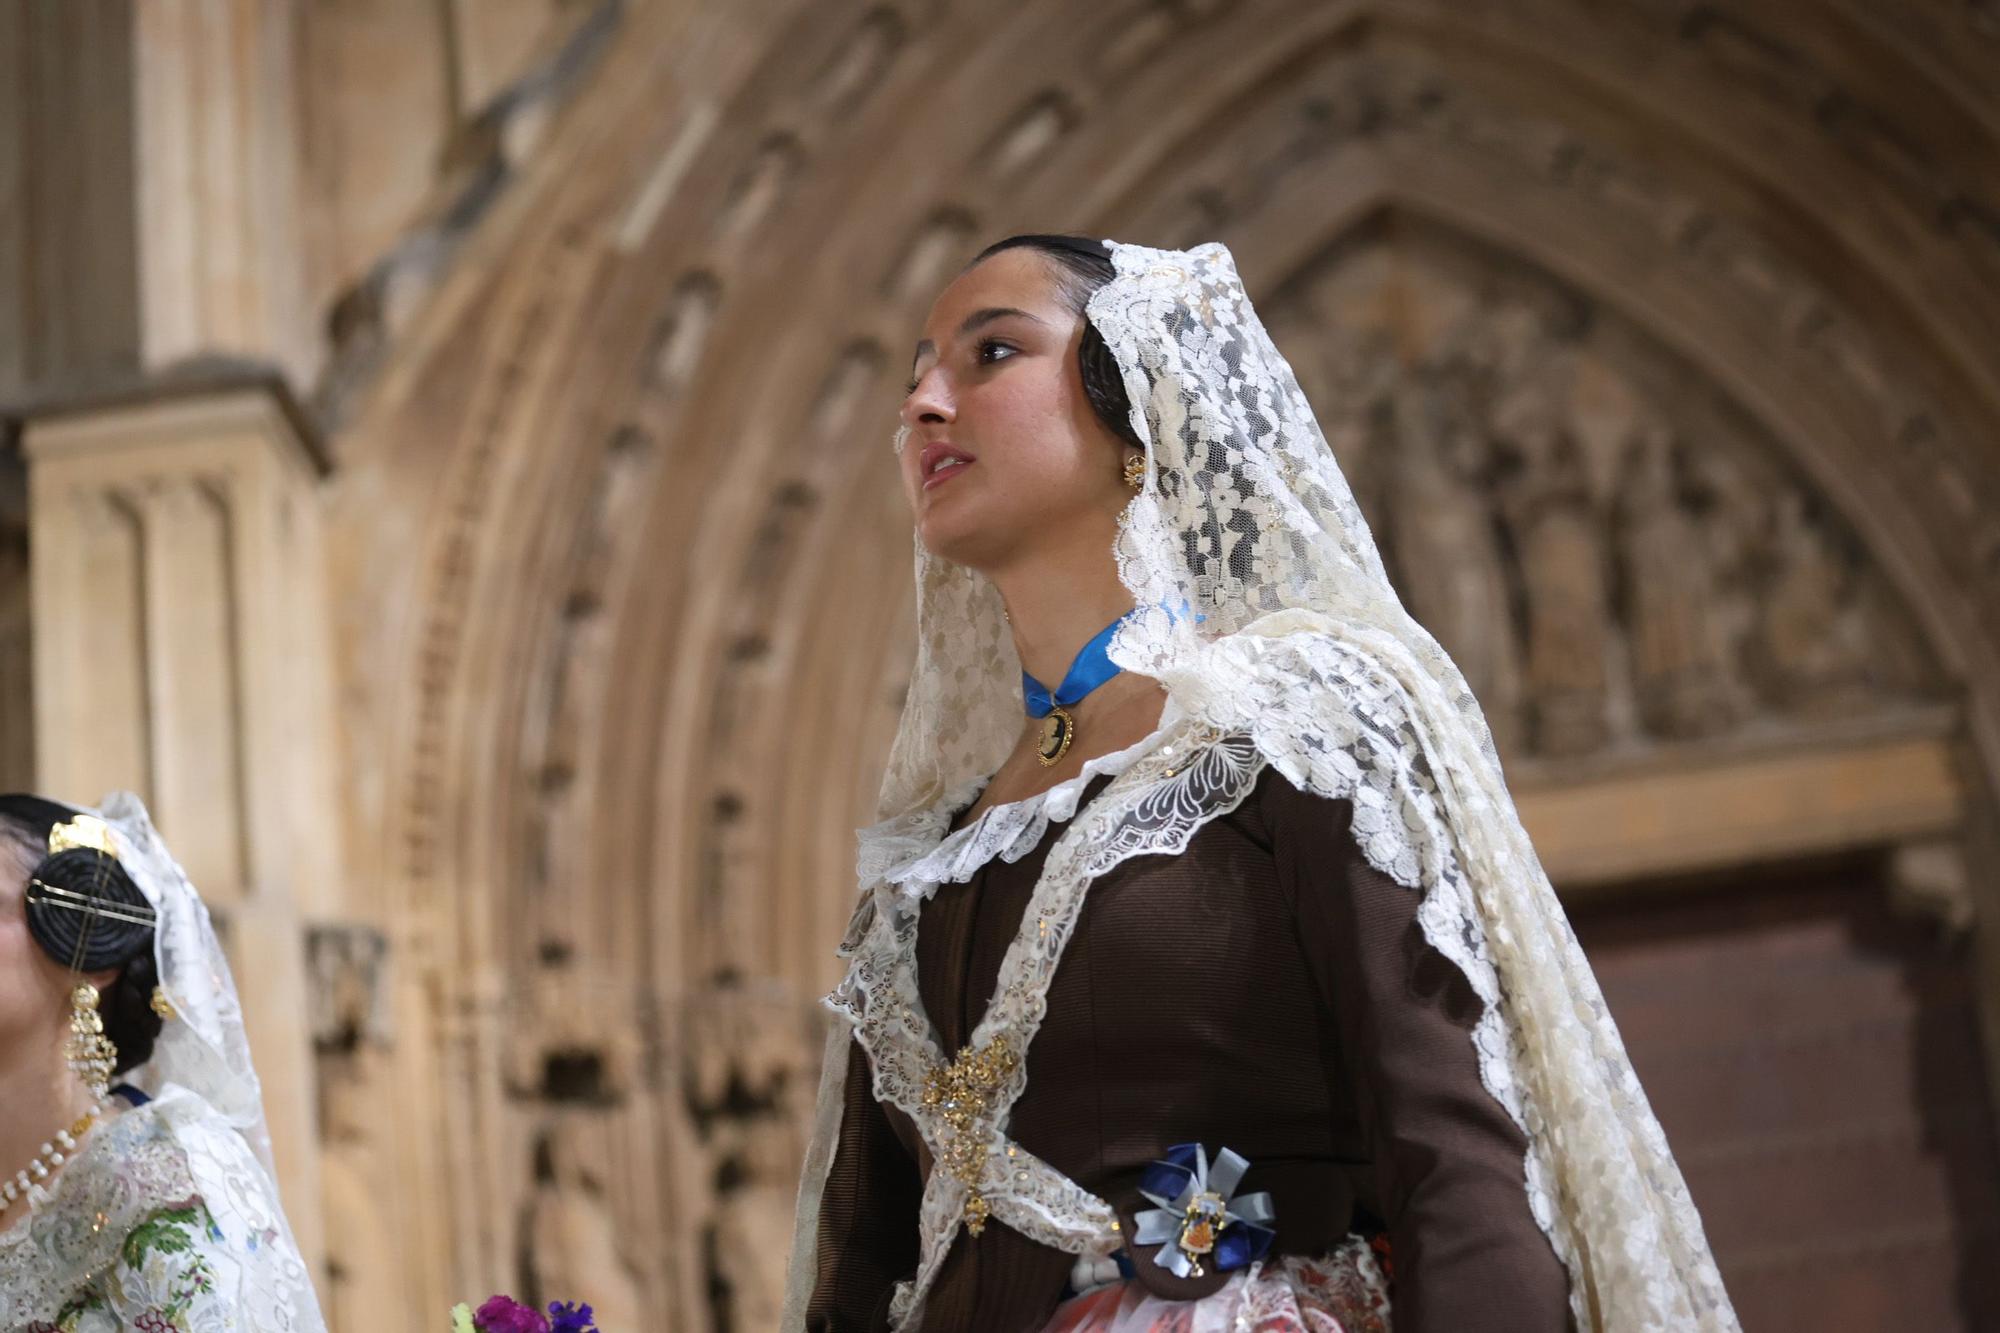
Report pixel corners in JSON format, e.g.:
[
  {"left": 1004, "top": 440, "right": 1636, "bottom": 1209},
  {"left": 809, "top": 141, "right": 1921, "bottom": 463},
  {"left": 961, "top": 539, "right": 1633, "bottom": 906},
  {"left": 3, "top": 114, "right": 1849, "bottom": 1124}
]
[{"left": 854, "top": 702, "right": 1184, "bottom": 899}]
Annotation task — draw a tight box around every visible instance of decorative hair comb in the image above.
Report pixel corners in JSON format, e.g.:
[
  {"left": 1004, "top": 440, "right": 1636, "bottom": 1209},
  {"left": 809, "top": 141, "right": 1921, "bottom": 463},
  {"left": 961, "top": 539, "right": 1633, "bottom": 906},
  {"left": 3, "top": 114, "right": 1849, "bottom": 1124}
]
[
  {"left": 48, "top": 814, "right": 119, "bottom": 860},
  {"left": 27, "top": 814, "right": 156, "bottom": 927}
]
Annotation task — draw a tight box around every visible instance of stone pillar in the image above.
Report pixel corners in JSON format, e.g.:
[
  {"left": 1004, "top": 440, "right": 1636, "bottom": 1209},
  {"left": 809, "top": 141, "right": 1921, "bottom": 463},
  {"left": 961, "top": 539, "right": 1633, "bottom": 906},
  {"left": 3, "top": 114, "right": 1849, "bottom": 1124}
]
[
  {"left": 131, "top": 1, "right": 316, "bottom": 386},
  {"left": 21, "top": 378, "right": 341, "bottom": 1272}
]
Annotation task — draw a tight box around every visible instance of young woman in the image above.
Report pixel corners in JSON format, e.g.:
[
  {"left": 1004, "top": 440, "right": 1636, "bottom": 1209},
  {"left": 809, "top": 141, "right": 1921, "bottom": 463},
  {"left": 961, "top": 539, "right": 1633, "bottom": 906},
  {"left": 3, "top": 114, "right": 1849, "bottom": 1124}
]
[
  {"left": 783, "top": 237, "right": 1738, "bottom": 1332},
  {"left": 0, "top": 791, "right": 326, "bottom": 1330}
]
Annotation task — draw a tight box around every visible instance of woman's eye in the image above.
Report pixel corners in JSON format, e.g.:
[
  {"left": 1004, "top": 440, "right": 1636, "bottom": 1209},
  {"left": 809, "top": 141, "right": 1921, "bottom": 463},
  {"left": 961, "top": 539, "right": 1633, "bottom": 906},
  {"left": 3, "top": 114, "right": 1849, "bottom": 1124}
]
[{"left": 976, "top": 339, "right": 1016, "bottom": 365}]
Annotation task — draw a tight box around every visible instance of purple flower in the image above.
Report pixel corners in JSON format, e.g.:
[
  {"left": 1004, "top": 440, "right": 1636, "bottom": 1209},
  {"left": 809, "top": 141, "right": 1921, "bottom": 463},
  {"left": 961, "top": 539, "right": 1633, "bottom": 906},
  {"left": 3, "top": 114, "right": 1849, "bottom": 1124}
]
[
  {"left": 548, "top": 1302, "right": 598, "bottom": 1333},
  {"left": 474, "top": 1296, "right": 550, "bottom": 1333}
]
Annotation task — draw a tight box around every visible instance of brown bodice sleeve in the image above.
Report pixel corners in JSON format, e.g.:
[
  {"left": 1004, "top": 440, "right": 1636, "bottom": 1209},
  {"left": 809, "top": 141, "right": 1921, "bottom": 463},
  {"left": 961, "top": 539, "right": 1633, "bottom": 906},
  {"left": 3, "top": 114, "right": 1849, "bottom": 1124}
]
[
  {"left": 805, "top": 1036, "right": 924, "bottom": 1332},
  {"left": 1263, "top": 773, "right": 1576, "bottom": 1331}
]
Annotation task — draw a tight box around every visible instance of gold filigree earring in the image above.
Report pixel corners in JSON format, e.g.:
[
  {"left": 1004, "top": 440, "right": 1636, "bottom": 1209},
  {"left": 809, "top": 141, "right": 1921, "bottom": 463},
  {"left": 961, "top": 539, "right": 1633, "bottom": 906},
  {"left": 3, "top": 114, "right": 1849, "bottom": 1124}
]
[
  {"left": 1122, "top": 453, "right": 1147, "bottom": 491},
  {"left": 65, "top": 984, "right": 116, "bottom": 1101}
]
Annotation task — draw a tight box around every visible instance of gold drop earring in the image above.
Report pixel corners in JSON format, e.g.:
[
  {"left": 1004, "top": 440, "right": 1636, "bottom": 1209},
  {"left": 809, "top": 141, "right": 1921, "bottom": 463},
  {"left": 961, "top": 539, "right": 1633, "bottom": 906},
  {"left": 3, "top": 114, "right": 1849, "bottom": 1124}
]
[
  {"left": 65, "top": 984, "right": 117, "bottom": 1102},
  {"left": 1122, "top": 453, "right": 1147, "bottom": 491}
]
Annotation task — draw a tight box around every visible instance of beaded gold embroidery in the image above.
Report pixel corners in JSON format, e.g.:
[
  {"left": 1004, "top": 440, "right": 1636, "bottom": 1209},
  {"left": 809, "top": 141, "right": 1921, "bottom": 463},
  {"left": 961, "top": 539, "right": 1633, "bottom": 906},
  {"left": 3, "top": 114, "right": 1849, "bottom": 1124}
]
[{"left": 922, "top": 1035, "right": 1018, "bottom": 1235}]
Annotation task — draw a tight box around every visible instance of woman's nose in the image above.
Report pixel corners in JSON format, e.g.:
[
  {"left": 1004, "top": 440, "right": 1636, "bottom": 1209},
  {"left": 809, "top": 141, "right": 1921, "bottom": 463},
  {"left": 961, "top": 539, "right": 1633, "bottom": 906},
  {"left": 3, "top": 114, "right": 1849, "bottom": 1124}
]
[{"left": 901, "top": 368, "right": 953, "bottom": 427}]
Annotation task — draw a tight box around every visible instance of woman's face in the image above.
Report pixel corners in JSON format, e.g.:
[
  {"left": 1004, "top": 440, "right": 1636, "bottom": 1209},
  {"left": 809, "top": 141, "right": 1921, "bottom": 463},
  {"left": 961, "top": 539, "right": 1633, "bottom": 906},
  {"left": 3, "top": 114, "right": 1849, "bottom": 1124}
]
[
  {"left": 0, "top": 838, "right": 70, "bottom": 1061},
  {"left": 900, "top": 249, "right": 1133, "bottom": 569}
]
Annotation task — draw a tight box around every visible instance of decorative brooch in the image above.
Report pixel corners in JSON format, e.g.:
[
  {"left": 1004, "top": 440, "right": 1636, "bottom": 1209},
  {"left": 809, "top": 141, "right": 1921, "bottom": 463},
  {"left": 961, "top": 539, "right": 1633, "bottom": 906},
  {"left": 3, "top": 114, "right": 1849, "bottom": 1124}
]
[
  {"left": 1131, "top": 1143, "right": 1277, "bottom": 1279},
  {"left": 923, "top": 1036, "right": 1018, "bottom": 1236}
]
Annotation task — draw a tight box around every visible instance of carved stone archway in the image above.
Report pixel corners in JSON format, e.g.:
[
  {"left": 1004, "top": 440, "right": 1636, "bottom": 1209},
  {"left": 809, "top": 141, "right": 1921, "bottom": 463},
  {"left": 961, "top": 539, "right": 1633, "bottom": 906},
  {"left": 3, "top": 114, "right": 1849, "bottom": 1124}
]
[{"left": 321, "top": 1, "right": 2000, "bottom": 1323}]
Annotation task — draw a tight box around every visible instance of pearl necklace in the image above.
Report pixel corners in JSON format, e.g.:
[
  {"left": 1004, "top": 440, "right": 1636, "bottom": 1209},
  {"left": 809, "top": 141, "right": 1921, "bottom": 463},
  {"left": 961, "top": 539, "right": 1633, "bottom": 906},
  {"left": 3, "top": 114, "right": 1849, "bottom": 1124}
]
[{"left": 0, "top": 1104, "right": 102, "bottom": 1214}]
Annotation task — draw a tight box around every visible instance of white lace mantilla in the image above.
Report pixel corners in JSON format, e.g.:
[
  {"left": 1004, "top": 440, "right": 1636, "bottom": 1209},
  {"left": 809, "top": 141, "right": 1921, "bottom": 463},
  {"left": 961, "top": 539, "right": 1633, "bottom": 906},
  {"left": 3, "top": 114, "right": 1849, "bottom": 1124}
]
[
  {"left": 782, "top": 239, "right": 1738, "bottom": 1333},
  {"left": 0, "top": 1083, "right": 326, "bottom": 1332}
]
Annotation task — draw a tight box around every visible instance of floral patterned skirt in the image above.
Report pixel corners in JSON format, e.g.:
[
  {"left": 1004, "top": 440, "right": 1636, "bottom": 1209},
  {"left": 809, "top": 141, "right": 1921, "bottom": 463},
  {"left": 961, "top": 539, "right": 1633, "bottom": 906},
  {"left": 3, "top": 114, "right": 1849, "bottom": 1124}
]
[{"left": 1038, "top": 1235, "right": 1393, "bottom": 1333}]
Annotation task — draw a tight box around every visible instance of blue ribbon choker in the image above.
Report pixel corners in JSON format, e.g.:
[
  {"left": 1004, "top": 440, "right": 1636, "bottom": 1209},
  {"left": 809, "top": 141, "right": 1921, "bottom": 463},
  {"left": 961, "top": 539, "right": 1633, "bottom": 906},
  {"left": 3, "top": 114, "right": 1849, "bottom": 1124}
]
[{"left": 1021, "top": 612, "right": 1131, "bottom": 768}]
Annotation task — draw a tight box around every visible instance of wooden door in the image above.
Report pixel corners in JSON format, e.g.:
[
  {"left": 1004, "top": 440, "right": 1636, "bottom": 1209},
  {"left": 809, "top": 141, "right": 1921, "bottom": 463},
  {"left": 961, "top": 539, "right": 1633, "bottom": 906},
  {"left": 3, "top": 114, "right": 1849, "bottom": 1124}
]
[{"left": 1570, "top": 855, "right": 2000, "bottom": 1330}]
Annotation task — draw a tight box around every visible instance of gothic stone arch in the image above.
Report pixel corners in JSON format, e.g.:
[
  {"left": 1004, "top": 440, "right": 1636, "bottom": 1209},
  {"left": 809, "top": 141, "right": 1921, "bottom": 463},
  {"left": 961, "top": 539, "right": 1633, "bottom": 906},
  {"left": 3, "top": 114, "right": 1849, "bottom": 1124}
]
[{"left": 320, "top": 1, "right": 2000, "bottom": 1324}]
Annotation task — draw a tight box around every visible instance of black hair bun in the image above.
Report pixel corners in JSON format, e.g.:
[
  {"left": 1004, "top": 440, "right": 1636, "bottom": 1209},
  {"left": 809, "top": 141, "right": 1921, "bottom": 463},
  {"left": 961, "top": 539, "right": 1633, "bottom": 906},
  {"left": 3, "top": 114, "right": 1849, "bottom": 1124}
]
[
  {"left": 2, "top": 794, "right": 164, "bottom": 1073},
  {"left": 25, "top": 846, "right": 153, "bottom": 972}
]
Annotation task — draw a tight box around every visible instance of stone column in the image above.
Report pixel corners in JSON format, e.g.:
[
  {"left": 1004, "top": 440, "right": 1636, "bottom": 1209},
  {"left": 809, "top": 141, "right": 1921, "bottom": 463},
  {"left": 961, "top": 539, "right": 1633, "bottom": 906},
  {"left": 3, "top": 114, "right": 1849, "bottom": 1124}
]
[
  {"left": 132, "top": 1, "right": 316, "bottom": 386},
  {"left": 21, "top": 377, "right": 341, "bottom": 1272}
]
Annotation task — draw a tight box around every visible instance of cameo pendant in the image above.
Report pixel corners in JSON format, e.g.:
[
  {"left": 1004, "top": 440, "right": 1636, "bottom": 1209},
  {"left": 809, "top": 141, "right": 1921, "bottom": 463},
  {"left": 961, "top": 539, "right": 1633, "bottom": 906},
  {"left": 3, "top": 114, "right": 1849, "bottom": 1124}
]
[{"left": 1035, "top": 706, "right": 1075, "bottom": 767}]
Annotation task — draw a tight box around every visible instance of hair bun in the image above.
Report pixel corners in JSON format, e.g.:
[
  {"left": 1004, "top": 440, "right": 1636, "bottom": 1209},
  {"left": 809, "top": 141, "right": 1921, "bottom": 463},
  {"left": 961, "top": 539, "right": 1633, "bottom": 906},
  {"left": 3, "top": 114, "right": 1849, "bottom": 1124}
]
[{"left": 25, "top": 845, "right": 154, "bottom": 972}]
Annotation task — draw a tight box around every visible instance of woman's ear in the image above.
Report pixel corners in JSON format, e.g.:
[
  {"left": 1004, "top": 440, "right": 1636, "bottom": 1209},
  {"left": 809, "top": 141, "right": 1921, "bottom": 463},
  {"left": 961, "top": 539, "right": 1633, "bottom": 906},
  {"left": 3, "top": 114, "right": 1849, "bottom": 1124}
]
[{"left": 78, "top": 964, "right": 121, "bottom": 993}]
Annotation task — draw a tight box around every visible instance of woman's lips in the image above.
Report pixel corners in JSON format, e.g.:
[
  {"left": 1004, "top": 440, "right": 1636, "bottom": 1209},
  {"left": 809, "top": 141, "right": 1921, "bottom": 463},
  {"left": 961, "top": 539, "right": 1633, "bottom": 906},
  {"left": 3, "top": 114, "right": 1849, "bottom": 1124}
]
[
  {"left": 918, "top": 441, "right": 975, "bottom": 491},
  {"left": 923, "top": 457, "right": 972, "bottom": 490}
]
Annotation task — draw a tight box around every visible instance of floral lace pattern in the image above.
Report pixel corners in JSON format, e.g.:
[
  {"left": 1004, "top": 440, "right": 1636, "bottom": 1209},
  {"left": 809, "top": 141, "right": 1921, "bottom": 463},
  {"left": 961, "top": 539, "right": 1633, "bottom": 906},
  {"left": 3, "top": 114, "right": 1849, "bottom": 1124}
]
[
  {"left": 97, "top": 793, "right": 277, "bottom": 1177},
  {"left": 784, "top": 241, "right": 1739, "bottom": 1333},
  {"left": 865, "top": 715, "right": 1172, "bottom": 894},
  {"left": 0, "top": 1084, "right": 326, "bottom": 1332}
]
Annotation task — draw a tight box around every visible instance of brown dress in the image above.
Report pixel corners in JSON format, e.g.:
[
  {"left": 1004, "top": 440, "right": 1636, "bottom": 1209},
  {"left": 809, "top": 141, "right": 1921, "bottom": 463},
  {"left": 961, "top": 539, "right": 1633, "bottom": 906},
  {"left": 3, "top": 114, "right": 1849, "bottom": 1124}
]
[{"left": 807, "top": 766, "right": 1574, "bottom": 1332}]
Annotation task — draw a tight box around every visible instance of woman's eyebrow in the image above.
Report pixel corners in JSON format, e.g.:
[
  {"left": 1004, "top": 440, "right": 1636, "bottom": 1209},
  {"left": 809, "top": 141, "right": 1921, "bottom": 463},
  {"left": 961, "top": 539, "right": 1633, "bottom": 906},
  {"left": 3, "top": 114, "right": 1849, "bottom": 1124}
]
[{"left": 911, "top": 306, "right": 1048, "bottom": 370}]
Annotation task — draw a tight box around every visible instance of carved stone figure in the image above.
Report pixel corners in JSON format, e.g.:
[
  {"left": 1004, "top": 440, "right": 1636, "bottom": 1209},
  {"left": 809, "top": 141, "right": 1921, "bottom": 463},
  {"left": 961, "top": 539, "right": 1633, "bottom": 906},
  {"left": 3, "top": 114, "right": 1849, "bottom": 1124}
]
[
  {"left": 1745, "top": 491, "right": 1878, "bottom": 715},
  {"left": 1387, "top": 368, "right": 1524, "bottom": 755},
  {"left": 524, "top": 1126, "right": 645, "bottom": 1332},
  {"left": 1493, "top": 364, "right": 1614, "bottom": 756},
  {"left": 1617, "top": 424, "right": 1741, "bottom": 739}
]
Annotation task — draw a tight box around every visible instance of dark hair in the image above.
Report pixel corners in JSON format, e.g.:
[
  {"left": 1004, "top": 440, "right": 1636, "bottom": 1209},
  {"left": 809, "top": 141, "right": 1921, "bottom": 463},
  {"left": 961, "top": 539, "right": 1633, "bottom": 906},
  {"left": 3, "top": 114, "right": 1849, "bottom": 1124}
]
[
  {"left": 0, "top": 794, "right": 163, "bottom": 1074},
  {"left": 966, "top": 234, "right": 1143, "bottom": 451}
]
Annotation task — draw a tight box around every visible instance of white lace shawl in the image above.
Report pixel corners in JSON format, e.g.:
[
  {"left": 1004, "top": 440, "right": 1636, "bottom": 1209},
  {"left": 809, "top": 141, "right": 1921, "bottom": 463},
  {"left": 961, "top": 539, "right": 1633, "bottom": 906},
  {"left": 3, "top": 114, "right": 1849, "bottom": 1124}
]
[
  {"left": 0, "top": 1082, "right": 327, "bottom": 1332},
  {"left": 781, "top": 241, "right": 1739, "bottom": 1333}
]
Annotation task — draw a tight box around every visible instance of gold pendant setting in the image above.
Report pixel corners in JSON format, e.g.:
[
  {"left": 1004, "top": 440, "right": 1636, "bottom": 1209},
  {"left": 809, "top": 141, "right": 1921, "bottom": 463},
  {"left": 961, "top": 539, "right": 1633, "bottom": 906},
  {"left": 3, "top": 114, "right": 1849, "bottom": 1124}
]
[
  {"left": 1035, "top": 706, "right": 1075, "bottom": 767},
  {"left": 1176, "top": 1190, "right": 1228, "bottom": 1276}
]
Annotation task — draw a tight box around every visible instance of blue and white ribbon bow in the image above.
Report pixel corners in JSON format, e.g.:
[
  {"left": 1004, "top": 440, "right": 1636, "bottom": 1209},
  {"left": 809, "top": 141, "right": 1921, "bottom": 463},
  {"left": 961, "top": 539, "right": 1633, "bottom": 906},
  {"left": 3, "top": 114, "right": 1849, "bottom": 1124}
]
[{"left": 1131, "top": 1143, "right": 1277, "bottom": 1279}]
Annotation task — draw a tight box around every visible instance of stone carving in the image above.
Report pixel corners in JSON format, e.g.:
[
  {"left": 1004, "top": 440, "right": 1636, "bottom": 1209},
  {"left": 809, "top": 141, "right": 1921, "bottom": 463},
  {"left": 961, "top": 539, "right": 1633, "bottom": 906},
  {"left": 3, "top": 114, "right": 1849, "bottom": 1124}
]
[
  {"left": 1159, "top": 43, "right": 1997, "bottom": 655},
  {"left": 709, "top": 1106, "right": 807, "bottom": 1330},
  {"left": 647, "top": 273, "right": 722, "bottom": 395},
  {"left": 1743, "top": 491, "right": 1875, "bottom": 715},
  {"left": 1616, "top": 423, "right": 1742, "bottom": 740},
  {"left": 504, "top": 968, "right": 642, "bottom": 1106},
  {"left": 980, "top": 92, "right": 1078, "bottom": 179},
  {"left": 1092, "top": 0, "right": 1240, "bottom": 83},
  {"left": 1511, "top": 431, "right": 1617, "bottom": 756},
  {"left": 307, "top": 924, "right": 395, "bottom": 1330},
  {"left": 809, "top": 341, "right": 885, "bottom": 441},
  {"left": 811, "top": 8, "right": 905, "bottom": 115},
  {"left": 883, "top": 208, "right": 978, "bottom": 302},
  {"left": 682, "top": 986, "right": 817, "bottom": 1329},
  {"left": 1263, "top": 218, "right": 1939, "bottom": 760},
  {"left": 523, "top": 1125, "right": 646, "bottom": 1331},
  {"left": 307, "top": 923, "right": 393, "bottom": 1053},
  {"left": 1384, "top": 365, "right": 1525, "bottom": 756},
  {"left": 719, "top": 134, "right": 803, "bottom": 240}
]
